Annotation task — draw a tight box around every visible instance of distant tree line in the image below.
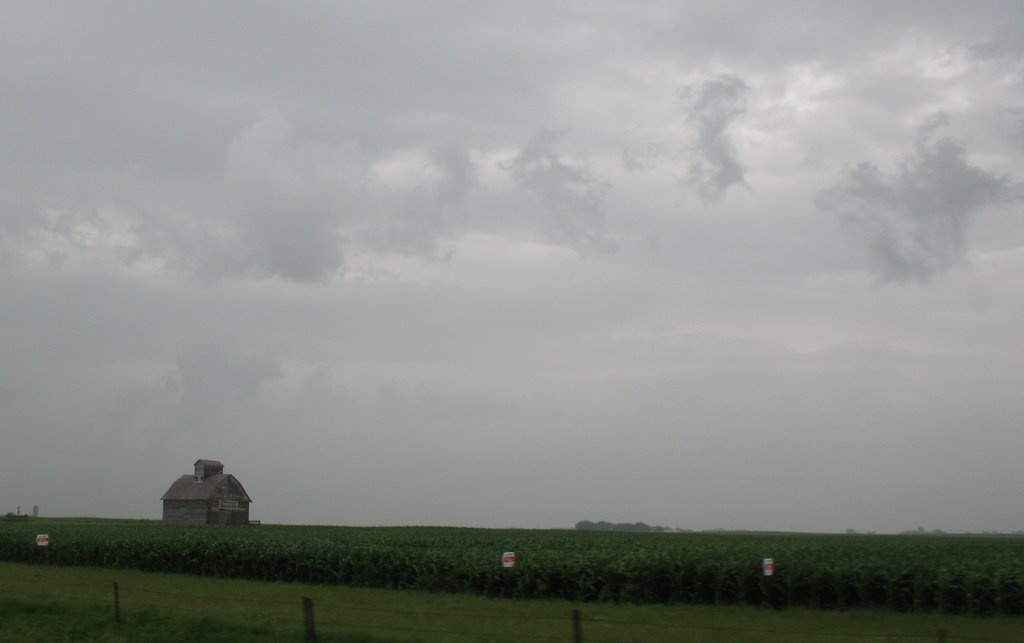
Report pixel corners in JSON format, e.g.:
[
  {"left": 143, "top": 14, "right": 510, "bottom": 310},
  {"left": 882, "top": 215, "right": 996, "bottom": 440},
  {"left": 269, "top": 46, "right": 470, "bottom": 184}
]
[
  {"left": 575, "top": 520, "right": 673, "bottom": 533},
  {"left": 900, "top": 527, "right": 948, "bottom": 535},
  {"left": 576, "top": 522, "right": 1024, "bottom": 536}
]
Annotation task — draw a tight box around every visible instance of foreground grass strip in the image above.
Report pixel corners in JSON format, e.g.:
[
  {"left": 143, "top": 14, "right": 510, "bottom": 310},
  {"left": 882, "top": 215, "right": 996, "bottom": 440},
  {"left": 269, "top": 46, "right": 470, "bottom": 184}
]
[
  {"left": 0, "top": 597, "right": 300, "bottom": 643},
  {"left": 2, "top": 562, "right": 1024, "bottom": 642}
]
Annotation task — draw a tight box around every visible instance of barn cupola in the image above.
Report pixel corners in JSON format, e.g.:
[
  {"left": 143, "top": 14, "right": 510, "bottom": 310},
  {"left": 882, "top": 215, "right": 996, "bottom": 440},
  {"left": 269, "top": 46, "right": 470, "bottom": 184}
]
[{"left": 193, "top": 459, "right": 224, "bottom": 482}]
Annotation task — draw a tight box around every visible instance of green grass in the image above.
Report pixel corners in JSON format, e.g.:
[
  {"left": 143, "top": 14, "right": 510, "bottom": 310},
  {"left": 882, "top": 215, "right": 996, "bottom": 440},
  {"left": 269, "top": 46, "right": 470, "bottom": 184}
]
[
  {"left": 0, "top": 598, "right": 293, "bottom": 643},
  {"left": 2, "top": 562, "right": 1023, "bottom": 642},
  {"left": 5, "top": 519, "right": 1024, "bottom": 614}
]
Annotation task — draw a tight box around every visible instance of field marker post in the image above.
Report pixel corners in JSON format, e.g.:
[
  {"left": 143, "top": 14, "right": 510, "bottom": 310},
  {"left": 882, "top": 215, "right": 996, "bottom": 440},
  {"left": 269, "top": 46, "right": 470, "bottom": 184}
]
[
  {"left": 572, "top": 608, "right": 582, "bottom": 643},
  {"left": 936, "top": 629, "right": 947, "bottom": 643},
  {"left": 302, "top": 596, "right": 316, "bottom": 641},
  {"left": 113, "top": 582, "right": 120, "bottom": 622}
]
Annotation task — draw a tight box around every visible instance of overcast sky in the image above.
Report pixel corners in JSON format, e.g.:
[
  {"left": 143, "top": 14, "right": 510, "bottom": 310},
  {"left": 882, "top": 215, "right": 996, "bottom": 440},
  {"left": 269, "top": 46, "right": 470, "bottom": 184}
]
[{"left": 2, "top": 1, "right": 1023, "bottom": 533}]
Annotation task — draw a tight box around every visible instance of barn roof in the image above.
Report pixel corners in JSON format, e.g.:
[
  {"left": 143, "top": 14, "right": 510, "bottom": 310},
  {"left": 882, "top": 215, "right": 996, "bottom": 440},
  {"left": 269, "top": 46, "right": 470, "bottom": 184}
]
[
  {"left": 194, "top": 459, "right": 223, "bottom": 467},
  {"left": 160, "top": 474, "right": 252, "bottom": 502}
]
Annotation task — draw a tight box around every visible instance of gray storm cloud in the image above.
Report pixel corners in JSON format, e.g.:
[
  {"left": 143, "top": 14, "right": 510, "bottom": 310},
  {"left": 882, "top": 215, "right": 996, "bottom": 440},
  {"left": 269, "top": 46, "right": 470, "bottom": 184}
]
[
  {"left": 430, "top": 142, "right": 478, "bottom": 206},
  {"left": 364, "top": 141, "right": 478, "bottom": 257},
  {"left": 816, "top": 118, "right": 1019, "bottom": 283},
  {"left": 208, "top": 111, "right": 478, "bottom": 280},
  {"left": 0, "top": 109, "right": 476, "bottom": 282},
  {"left": 112, "top": 340, "right": 284, "bottom": 437},
  {"left": 500, "top": 129, "right": 614, "bottom": 253},
  {"left": 220, "top": 109, "right": 366, "bottom": 282},
  {"left": 0, "top": 196, "right": 144, "bottom": 269},
  {"left": 621, "top": 142, "right": 666, "bottom": 173},
  {"left": 3, "top": 2, "right": 1024, "bottom": 533},
  {"left": 1007, "top": 106, "right": 1024, "bottom": 149},
  {"left": 172, "top": 342, "right": 283, "bottom": 423},
  {"left": 680, "top": 75, "right": 749, "bottom": 203}
]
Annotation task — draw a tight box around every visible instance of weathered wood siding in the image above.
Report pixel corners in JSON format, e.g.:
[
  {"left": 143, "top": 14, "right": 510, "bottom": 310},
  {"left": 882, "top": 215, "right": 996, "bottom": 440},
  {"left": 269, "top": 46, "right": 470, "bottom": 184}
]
[
  {"left": 162, "top": 470, "right": 251, "bottom": 525},
  {"left": 162, "top": 500, "right": 207, "bottom": 525},
  {"left": 204, "top": 499, "right": 250, "bottom": 524},
  {"left": 209, "top": 478, "right": 250, "bottom": 525},
  {"left": 204, "top": 500, "right": 250, "bottom": 525}
]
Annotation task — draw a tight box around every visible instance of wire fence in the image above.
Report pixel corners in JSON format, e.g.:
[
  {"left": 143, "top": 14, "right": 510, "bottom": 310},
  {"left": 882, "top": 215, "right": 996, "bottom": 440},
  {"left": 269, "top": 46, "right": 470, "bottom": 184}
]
[{"left": 3, "top": 577, "right": 1023, "bottom": 643}]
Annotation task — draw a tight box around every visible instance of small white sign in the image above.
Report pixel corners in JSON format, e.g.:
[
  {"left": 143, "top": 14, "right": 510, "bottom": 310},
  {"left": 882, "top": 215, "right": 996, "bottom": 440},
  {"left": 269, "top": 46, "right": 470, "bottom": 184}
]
[
  {"left": 36, "top": 534, "right": 49, "bottom": 547},
  {"left": 501, "top": 551, "right": 516, "bottom": 568},
  {"left": 762, "top": 558, "right": 774, "bottom": 576}
]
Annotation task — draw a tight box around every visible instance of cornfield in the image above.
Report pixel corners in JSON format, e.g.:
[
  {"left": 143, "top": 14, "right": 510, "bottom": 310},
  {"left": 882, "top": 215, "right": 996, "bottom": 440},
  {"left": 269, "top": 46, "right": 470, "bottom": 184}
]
[{"left": 2, "top": 520, "right": 1022, "bottom": 615}]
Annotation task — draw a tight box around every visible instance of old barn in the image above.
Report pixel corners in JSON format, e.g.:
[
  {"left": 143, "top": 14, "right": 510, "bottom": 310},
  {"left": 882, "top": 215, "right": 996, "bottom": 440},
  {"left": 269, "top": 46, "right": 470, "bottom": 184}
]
[{"left": 161, "top": 459, "right": 252, "bottom": 525}]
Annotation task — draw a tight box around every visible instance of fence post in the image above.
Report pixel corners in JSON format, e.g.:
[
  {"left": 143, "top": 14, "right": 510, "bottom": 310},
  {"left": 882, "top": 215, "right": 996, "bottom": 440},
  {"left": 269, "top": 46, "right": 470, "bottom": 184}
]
[
  {"left": 937, "top": 629, "right": 947, "bottom": 643},
  {"left": 302, "top": 596, "right": 316, "bottom": 641},
  {"left": 113, "top": 582, "right": 120, "bottom": 623},
  {"left": 572, "top": 608, "right": 582, "bottom": 643}
]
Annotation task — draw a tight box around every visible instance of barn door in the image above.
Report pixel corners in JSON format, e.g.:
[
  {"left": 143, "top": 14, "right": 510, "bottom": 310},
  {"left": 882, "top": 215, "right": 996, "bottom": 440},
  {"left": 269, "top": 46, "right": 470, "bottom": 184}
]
[{"left": 218, "top": 510, "right": 230, "bottom": 525}]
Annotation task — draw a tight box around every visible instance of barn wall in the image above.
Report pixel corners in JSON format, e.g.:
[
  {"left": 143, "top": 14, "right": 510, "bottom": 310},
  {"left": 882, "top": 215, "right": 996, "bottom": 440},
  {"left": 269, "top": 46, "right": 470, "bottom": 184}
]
[
  {"left": 163, "top": 472, "right": 252, "bottom": 526},
  {"left": 162, "top": 500, "right": 207, "bottom": 525},
  {"left": 208, "top": 480, "right": 252, "bottom": 525},
  {"left": 201, "top": 501, "right": 250, "bottom": 525},
  {"left": 233, "top": 502, "right": 251, "bottom": 525}
]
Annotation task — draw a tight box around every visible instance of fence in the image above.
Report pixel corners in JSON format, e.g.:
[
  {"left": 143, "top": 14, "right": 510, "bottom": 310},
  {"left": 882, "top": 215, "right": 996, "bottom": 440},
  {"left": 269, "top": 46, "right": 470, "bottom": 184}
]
[{"left": 4, "top": 577, "right": 1024, "bottom": 642}]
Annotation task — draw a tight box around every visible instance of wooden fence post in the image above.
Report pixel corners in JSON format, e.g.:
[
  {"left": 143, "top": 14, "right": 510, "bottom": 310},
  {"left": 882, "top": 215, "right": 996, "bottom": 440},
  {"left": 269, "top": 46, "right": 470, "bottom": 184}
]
[
  {"left": 113, "top": 582, "right": 120, "bottom": 623},
  {"left": 302, "top": 596, "right": 316, "bottom": 641},
  {"left": 572, "top": 608, "right": 582, "bottom": 643}
]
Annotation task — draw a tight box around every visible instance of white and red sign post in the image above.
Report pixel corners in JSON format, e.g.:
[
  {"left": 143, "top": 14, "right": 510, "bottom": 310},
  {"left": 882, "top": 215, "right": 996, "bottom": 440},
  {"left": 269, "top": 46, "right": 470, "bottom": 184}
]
[
  {"left": 762, "top": 558, "right": 774, "bottom": 576},
  {"left": 501, "top": 551, "right": 516, "bottom": 568},
  {"left": 36, "top": 534, "right": 49, "bottom": 547}
]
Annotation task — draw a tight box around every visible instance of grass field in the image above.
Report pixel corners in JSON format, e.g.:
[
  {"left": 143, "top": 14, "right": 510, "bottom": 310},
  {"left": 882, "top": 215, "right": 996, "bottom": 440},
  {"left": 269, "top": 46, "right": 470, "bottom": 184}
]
[
  {"left": 3, "top": 519, "right": 1024, "bottom": 616},
  {"left": 4, "top": 518, "right": 1024, "bottom": 641},
  {"left": 2, "top": 561, "right": 1024, "bottom": 642}
]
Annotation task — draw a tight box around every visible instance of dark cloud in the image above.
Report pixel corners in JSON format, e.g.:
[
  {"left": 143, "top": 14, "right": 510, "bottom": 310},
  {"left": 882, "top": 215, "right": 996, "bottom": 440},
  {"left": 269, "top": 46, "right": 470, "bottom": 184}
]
[
  {"left": 680, "top": 75, "right": 749, "bottom": 202},
  {"left": 112, "top": 340, "right": 284, "bottom": 436},
  {"left": 172, "top": 341, "right": 283, "bottom": 422},
  {"left": 155, "top": 111, "right": 477, "bottom": 281},
  {"left": 817, "top": 118, "right": 1019, "bottom": 283},
  {"left": 969, "top": 10, "right": 1024, "bottom": 59},
  {"left": 500, "top": 129, "right": 614, "bottom": 253},
  {"left": 621, "top": 142, "right": 666, "bottom": 173},
  {"left": 430, "top": 142, "right": 478, "bottom": 206},
  {"left": 364, "top": 141, "right": 477, "bottom": 257},
  {"left": 218, "top": 109, "right": 366, "bottom": 281},
  {"left": 1006, "top": 106, "right": 1024, "bottom": 149},
  {"left": 0, "top": 199, "right": 41, "bottom": 265}
]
